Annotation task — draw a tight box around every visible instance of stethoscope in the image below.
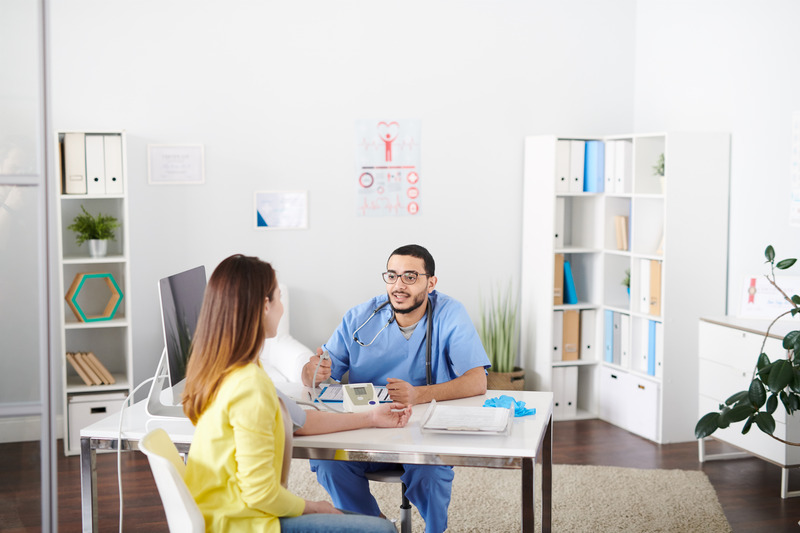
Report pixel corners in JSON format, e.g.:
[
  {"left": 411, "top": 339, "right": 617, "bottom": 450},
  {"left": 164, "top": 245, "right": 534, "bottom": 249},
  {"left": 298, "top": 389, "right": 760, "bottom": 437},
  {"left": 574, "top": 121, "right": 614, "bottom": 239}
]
[{"left": 352, "top": 297, "right": 433, "bottom": 386}]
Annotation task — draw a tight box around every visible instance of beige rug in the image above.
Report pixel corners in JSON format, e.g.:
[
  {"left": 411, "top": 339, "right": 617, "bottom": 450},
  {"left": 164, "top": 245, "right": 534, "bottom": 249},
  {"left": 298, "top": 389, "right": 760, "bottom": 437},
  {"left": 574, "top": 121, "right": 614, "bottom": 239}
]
[{"left": 287, "top": 460, "right": 731, "bottom": 532}]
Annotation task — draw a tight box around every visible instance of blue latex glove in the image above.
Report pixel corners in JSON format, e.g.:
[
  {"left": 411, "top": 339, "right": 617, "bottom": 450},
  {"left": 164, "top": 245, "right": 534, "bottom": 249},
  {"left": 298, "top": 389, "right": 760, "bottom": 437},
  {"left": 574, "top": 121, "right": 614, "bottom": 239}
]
[{"left": 483, "top": 395, "right": 536, "bottom": 417}]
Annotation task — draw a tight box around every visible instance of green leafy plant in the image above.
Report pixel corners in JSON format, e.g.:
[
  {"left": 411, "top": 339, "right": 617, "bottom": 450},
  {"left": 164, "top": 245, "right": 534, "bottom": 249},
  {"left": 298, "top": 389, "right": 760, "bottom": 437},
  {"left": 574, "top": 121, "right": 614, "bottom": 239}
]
[
  {"left": 622, "top": 268, "right": 631, "bottom": 289},
  {"left": 67, "top": 205, "right": 120, "bottom": 246},
  {"left": 479, "top": 282, "right": 519, "bottom": 373},
  {"left": 653, "top": 153, "right": 665, "bottom": 177},
  {"left": 696, "top": 245, "right": 800, "bottom": 445}
]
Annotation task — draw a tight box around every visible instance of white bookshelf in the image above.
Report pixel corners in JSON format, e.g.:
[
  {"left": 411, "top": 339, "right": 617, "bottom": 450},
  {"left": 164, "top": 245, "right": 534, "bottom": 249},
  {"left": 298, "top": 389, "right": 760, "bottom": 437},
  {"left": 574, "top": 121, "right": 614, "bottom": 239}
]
[
  {"left": 520, "top": 132, "right": 730, "bottom": 443},
  {"left": 53, "top": 130, "right": 133, "bottom": 455}
]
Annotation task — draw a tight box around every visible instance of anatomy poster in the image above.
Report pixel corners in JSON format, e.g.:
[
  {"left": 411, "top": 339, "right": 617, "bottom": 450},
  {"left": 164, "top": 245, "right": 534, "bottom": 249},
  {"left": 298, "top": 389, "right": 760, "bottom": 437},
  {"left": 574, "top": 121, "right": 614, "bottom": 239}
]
[{"left": 355, "top": 119, "right": 421, "bottom": 216}]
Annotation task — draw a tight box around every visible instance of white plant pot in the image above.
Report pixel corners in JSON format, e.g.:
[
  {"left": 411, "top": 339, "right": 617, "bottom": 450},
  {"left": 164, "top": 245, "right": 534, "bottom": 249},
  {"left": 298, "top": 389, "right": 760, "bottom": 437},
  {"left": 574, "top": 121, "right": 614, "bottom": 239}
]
[{"left": 88, "top": 239, "right": 108, "bottom": 258}]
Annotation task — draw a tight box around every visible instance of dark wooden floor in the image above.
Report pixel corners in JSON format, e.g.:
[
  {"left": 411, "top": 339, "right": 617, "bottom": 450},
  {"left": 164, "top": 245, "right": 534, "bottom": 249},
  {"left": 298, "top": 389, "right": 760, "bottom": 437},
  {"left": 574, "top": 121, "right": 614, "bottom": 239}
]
[{"left": 2, "top": 418, "right": 800, "bottom": 532}]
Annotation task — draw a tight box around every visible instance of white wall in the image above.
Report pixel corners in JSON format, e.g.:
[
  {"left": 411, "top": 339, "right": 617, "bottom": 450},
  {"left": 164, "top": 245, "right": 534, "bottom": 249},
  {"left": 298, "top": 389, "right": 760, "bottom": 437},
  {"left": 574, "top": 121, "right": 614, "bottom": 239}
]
[
  {"left": 632, "top": 0, "right": 800, "bottom": 312},
  {"left": 48, "top": 1, "right": 637, "bottom": 394}
]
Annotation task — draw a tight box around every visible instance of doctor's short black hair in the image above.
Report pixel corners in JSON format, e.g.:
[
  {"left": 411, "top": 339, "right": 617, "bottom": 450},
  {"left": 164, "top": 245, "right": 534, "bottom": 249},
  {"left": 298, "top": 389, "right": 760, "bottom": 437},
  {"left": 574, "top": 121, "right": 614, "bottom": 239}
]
[{"left": 389, "top": 244, "right": 435, "bottom": 276}]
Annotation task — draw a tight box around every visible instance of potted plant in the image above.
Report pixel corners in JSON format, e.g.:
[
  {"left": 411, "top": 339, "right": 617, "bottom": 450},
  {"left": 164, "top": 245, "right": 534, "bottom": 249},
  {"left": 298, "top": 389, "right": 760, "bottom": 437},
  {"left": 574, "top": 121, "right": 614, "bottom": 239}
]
[
  {"left": 653, "top": 153, "right": 665, "bottom": 193},
  {"left": 479, "top": 282, "right": 524, "bottom": 390},
  {"left": 67, "top": 205, "right": 120, "bottom": 257},
  {"left": 696, "top": 245, "right": 800, "bottom": 445},
  {"left": 622, "top": 268, "right": 631, "bottom": 297}
]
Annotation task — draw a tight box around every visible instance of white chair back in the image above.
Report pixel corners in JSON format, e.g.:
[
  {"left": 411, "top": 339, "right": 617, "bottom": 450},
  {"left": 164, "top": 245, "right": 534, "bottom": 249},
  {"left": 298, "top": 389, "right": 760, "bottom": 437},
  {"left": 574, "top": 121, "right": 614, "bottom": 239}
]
[{"left": 139, "top": 428, "right": 205, "bottom": 533}]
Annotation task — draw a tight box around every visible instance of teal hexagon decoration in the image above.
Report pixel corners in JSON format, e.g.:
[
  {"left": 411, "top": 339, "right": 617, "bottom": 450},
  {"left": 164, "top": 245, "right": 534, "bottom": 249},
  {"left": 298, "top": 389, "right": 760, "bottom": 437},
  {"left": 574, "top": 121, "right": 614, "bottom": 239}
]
[{"left": 64, "top": 272, "right": 123, "bottom": 322}]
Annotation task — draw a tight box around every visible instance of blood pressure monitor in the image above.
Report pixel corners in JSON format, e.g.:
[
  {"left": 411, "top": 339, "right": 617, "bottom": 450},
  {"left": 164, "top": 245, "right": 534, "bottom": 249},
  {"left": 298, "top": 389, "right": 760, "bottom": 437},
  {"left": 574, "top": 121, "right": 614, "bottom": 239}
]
[{"left": 343, "top": 383, "right": 379, "bottom": 413}]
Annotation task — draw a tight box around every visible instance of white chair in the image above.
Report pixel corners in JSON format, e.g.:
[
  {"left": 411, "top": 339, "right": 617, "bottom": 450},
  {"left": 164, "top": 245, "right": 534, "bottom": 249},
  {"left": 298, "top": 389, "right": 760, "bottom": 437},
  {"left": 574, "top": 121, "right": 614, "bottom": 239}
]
[
  {"left": 139, "top": 428, "right": 205, "bottom": 533},
  {"left": 366, "top": 468, "right": 411, "bottom": 533},
  {"left": 260, "top": 283, "right": 314, "bottom": 383}
]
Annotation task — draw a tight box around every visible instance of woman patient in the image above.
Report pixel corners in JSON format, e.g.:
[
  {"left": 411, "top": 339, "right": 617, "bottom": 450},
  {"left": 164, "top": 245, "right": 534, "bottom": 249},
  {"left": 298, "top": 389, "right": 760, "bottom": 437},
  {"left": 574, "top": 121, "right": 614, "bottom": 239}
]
[{"left": 182, "top": 254, "right": 409, "bottom": 532}]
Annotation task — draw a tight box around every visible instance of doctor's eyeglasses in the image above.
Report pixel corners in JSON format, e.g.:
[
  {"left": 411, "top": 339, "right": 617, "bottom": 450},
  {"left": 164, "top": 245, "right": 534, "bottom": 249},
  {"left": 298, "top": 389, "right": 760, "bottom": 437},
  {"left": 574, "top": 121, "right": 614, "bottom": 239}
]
[{"left": 382, "top": 271, "right": 429, "bottom": 285}]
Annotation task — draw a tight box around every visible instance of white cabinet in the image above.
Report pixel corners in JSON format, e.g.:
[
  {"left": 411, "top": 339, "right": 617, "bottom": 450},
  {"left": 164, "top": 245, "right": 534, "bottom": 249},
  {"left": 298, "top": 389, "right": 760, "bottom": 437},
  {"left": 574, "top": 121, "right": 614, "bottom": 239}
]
[
  {"left": 52, "top": 130, "right": 133, "bottom": 455},
  {"left": 598, "top": 365, "right": 660, "bottom": 441},
  {"left": 698, "top": 318, "right": 800, "bottom": 468},
  {"left": 520, "top": 133, "right": 730, "bottom": 442}
]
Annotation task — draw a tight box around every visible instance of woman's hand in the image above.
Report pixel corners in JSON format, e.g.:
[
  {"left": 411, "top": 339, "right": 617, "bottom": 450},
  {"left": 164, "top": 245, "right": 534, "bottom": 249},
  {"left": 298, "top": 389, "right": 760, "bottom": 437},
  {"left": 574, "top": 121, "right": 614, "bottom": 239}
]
[
  {"left": 369, "top": 402, "right": 412, "bottom": 428},
  {"left": 303, "top": 499, "right": 343, "bottom": 515}
]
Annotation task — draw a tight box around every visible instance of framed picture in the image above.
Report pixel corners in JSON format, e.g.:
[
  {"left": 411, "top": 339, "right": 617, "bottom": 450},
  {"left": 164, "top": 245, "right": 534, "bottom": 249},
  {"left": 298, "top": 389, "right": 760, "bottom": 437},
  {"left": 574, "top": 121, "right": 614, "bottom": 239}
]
[
  {"left": 254, "top": 190, "right": 308, "bottom": 230},
  {"left": 147, "top": 144, "right": 205, "bottom": 185}
]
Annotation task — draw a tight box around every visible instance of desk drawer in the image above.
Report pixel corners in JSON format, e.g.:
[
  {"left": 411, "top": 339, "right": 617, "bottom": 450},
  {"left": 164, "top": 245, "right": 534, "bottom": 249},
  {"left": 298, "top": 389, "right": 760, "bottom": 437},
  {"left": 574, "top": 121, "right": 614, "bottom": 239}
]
[{"left": 699, "top": 321, "right": 785, "bottom": 370}]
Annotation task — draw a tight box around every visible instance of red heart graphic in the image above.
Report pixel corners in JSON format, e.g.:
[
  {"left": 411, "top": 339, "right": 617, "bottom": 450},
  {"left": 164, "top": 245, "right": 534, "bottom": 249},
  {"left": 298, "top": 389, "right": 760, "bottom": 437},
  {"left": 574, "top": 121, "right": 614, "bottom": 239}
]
[{"left": 377, "top": 121, "right": 399, "bottom": 142}]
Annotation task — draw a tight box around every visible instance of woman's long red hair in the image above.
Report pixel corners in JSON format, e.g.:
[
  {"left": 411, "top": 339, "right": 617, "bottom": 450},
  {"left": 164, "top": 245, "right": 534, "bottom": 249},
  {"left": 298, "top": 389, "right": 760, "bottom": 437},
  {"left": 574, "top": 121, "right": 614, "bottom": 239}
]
[{"left": 182, "top": 254, "right": 277, "bottom": 424}]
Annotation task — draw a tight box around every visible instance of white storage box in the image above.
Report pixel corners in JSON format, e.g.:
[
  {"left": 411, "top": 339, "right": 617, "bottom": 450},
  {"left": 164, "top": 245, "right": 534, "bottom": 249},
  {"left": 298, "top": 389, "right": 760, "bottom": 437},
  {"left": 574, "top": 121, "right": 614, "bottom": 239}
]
[{"left": 67, "top": 391, "right": 127, "bottom": 452}]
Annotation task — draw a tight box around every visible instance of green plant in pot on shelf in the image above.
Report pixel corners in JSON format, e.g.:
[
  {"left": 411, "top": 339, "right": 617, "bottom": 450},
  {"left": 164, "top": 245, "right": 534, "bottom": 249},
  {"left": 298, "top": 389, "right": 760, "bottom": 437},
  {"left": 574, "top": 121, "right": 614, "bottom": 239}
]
[
  {"left": 479, "top": 282, "right": 524, "bottom": 390},
  {"left": 622, "top": 268, "right": 631, "bottom": 296},
  {"left": 696, "top": 246, "right": 800, "bottom": 445},
  {"left": 653, "top": 153, "right": 666, "bottom": 193},
  {"left": 67, "top": 205, "right": 120, "bottom": 258}
]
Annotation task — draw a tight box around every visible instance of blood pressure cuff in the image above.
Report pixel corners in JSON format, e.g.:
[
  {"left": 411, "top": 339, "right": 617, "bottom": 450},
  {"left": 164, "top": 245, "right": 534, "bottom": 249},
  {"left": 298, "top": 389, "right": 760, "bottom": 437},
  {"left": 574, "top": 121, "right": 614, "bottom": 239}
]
[{"left": 276, "top": 389, "right": 308, "bottom": 431}]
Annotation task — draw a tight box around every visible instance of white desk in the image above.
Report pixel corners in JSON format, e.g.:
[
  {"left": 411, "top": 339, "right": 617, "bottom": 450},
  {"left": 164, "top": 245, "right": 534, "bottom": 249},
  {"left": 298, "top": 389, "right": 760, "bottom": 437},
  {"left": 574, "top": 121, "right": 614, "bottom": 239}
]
[{"left": 80, "top": 389, "right": 553, "bottom": 532}]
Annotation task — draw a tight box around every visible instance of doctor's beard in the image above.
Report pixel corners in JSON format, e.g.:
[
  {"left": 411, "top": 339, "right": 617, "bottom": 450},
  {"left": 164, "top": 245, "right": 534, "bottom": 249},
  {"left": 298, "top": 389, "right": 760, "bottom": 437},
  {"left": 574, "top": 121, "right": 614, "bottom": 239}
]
[{"left": 389, "top": 289, "right": 427, "bottom": 315}]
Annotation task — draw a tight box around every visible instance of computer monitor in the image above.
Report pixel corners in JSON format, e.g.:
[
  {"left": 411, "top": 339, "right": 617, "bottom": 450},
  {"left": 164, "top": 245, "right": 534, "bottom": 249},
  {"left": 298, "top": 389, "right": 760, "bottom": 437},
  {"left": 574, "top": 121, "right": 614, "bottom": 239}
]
[{"left": 146, "top": 265, "right": 206, "bottom": 418}]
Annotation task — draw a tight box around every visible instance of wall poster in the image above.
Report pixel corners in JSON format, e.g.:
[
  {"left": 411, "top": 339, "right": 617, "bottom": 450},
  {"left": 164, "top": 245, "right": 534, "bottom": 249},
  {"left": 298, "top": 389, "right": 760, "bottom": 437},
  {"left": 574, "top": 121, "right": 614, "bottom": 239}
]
[
  {"left": 254, "top": 190, "right": 308, "bottom": 229},
  {"left": 355, "top": 119, "right": 421, "bottom": 217},
  {"left": 148, "top": 144, "right": 205, "bottom": 185}
]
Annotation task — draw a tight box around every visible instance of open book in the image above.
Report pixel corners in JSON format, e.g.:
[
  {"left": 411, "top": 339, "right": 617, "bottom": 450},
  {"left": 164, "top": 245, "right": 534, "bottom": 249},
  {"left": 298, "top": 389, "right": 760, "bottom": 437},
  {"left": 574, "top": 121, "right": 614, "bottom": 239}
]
[{"left": 420, "top": 400, "right": 513, "bottom": 435}]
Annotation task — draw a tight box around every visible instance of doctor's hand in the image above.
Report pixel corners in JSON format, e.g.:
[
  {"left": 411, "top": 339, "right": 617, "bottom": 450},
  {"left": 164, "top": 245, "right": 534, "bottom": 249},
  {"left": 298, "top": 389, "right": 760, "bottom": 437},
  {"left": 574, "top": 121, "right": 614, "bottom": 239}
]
[
  {"left": 301, "top": 348, "right": 331, "bottom": 388},
  {"left": 370, "top": 402, "right": 412, "bottom": 428},
  {"left": 385, "top": 378, "right": 419, "bottom": 406}
]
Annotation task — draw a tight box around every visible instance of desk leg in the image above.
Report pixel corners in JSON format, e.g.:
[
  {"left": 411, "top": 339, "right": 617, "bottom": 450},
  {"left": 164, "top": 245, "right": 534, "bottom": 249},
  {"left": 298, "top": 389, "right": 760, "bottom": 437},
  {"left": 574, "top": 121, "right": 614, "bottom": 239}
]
[
  {"left": 542, "top": 416, "right": 552, "bottom": 533},
  {"left": 522, "top": 458, "right": 535, "bottom": 533},
  {"left": 522, "top": 414, "right": 552, "bottom": 533},
  {"left": 80, "top": 437, "right": 97, "bottom": 533}
]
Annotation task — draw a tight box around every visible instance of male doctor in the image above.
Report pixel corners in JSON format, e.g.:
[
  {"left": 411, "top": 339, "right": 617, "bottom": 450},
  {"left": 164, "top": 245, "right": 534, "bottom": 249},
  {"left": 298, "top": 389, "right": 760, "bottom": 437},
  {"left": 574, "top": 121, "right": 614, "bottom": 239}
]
[{"left": 301, "top": 244, "right": 490, "bottom": 533}]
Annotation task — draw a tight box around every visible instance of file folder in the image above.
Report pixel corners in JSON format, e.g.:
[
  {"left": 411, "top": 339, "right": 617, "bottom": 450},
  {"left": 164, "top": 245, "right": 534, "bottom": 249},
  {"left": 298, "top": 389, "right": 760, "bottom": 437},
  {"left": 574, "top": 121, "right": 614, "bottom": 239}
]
[
  {"left": 614, "top": 140, "right": 632, "bottom": 194},
  {"left": 556, "top": 140, "right": 570, "bottom": 193},
  {"left": 562, "top": 309, "right": 580, "bottom": 361},
  {"left": 563, "top": 260, "right": 578, "bottom": 304},
  {"left": 554, "top": 197, "right": 565, "bottom": 249},
  {"left": 551, "top": 366, "right": 564, "bottom": 418},
  {"left": 562, "top": 365, "right": 578, "bottom": 418},
  {"left": 583, "top": 140, "right": 605, "bottom": 193},
  {"left": 649, "top": 260, "right": 662, "bottom": 316},
  {"left": 554, "top": 253, "right": 564, "bottom": 305},
  {"left": 85, "top": 134, "right": 106, "bottom": 194},
  {"left": 604, "top": 310, "right": 614, "bottom": 363},
  {"left": 62, "top": 132, "right": 87, "bottom": 194},
  {"left": 619, "top": 314, "right": 630, "bottom": 368},
  {"left": 569, "top": 140, "right": 585, "bottom": 192},
  {"left": 638, "top": 259, "right": 650, "bottom": 314},
  {"left": 654, "top": 321, "right": 664, "bottom": 378},
  {"left": 104, "top": 134, "right": 124, "bottom": 194},
  {"left": 579, "top": 309, "right": 596, "bottom": 361},
  {"left": 552, "top": 310, "right": 564, "bottom": 361},
  {"left": 612, "top": 312, "right": 621, "bottom": 365},
  {"left": 635, "top": 319, "right": 650, "bottom": 374},
  {"left": 604, "top": 140, "right": 616, "bottom": 192},
  {"left": 647, "top": 320, "right": 657, "bottom": 376}
]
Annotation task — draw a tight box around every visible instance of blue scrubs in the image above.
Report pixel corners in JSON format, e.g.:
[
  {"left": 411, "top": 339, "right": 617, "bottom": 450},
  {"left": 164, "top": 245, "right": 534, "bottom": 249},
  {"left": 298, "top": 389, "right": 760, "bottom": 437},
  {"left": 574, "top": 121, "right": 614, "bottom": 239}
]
[{"left": 310, "top": 290, "right": 490, "bottom": 533}]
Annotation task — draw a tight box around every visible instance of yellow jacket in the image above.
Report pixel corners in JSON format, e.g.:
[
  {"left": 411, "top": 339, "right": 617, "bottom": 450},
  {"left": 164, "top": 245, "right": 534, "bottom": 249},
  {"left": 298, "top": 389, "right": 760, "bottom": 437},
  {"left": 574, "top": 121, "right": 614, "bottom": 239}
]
[{"left": 185, "top": 363, "right": 305, "bottom": 532}]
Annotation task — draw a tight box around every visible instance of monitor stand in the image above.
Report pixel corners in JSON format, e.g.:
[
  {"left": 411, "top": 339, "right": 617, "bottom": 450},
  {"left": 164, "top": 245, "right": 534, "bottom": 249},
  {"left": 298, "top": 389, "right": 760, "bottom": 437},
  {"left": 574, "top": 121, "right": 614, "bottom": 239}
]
[{"left": 146, "top": 348, "right": 186, "bottom": 419}]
